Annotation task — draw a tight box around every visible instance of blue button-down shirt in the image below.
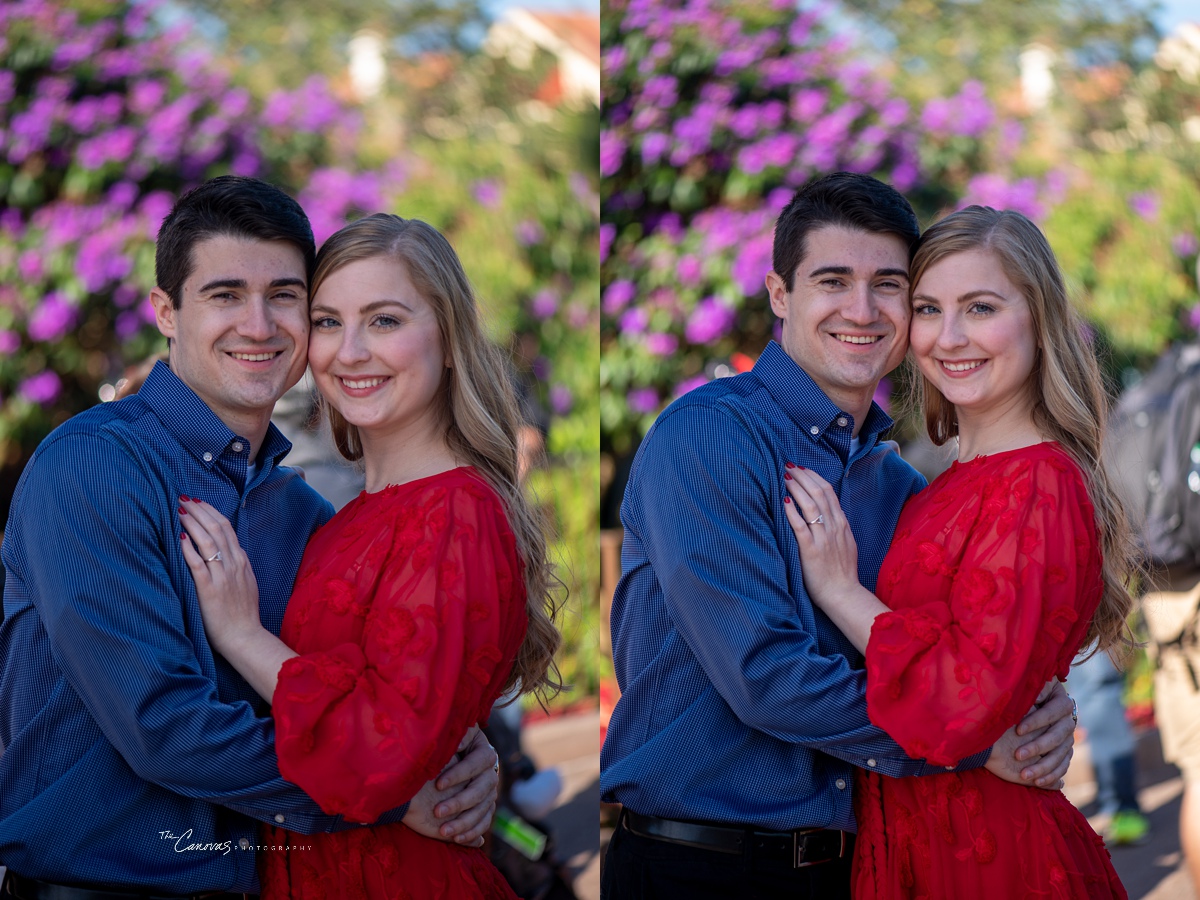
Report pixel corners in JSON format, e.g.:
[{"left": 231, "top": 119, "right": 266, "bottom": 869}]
[
  {"left": 0, "top": 362, "right": 404, "bottom": 893},
  {"left": 601, "top": 342, "right": 988, "bottom": 832}
]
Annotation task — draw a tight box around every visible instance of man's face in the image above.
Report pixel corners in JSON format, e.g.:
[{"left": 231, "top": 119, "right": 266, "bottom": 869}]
[
  {"left": 150, "top": 234, "right": 309, "bottom": 429},
  {"left": 766, "top": 225, "right": 911, "bottom": 416}
]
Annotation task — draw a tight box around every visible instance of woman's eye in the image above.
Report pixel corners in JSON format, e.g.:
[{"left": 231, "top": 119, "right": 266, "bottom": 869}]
[
  {"left": 373, "top": 315, "right": 401, "bottom": 328},
  {"left": 968, "top": 302, "right": 995, "bottom": 315},
  {"left": 311, "top": 317, "right": 339, "bottom": 328},
  {"left": 913, "top": 304, "right": 938, "bottom": 316}
]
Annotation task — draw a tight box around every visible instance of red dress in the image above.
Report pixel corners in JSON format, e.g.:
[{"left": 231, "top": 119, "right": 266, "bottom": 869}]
[
  {"left": 260, "top": 468, "right": 525, "bottom": 900},
  {"left": 853, "top": 443, "right": 1126, "bottom": 899}
]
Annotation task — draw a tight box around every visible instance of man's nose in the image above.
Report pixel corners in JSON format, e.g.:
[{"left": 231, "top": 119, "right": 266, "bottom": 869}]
[{"left": 238, "top": 297, "right": 276, "bottom": 340}]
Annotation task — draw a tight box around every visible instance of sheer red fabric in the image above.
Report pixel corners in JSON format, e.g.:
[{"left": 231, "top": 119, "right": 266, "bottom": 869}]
[
  {"left": 853, "top": 443, "right": 1126, "bottom": 899},
  {"left": 260, "top": 468, "right": 525, "bottom": 899}
]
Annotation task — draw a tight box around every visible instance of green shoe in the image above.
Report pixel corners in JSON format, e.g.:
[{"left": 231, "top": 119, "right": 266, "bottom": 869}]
[{"left": 1106, "top": 810, "right": 1150, "bottom": 846}]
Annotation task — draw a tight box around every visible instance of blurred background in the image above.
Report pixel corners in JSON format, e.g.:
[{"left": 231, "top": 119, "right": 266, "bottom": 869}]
[
  {"left": 600, "top": 0, "right": 1200, "bottom": 897},
  {"left": 0, "top": 0, "right": 601, "bottom": 896}
]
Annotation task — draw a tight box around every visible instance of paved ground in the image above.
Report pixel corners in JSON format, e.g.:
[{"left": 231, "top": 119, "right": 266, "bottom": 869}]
[
  {"left": 523, "top": 708, "right": 601, "bottom": 900},
  {"left": 1066, "top": 728, "right": 1196, "bottom": 900}
]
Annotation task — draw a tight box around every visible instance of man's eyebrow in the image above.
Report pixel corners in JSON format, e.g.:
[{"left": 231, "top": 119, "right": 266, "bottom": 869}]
[
  {"left": 197, "top": 277, "right": 306, "bottom": 293},
  {"left": 807, "top": 266, "right": 909, "bottom": 279},
  {"left": 807, "top": 266, "right": 852, "bottom": 278}
]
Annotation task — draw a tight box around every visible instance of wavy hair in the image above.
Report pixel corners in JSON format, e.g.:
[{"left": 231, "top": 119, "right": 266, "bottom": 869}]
[
  {"left": 310, "top": 214, "right": 562, "bottom": 701},
  {"left": 909, "top": 206, "right": 1135, "bottom": 659}
]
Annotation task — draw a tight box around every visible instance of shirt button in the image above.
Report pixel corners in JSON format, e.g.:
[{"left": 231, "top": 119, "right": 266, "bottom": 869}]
[
  {"left": 238, "top": 838, "right": 250, "bottom": 849},
  {"left": 232, "top": 441, "right": 244, "bottom": 453},
  {"left": 945, "top": 766, "right": 955, "bottom": 771},
  {"left": 202, "top": 452, "right": 213, "bottom": 462},
  {"left": 274, "top": 814, "right": 286, "bottom": 823},
  {"left": 835, "top": 778, "right": 847, "bottom": 790},
  {"left": 809, "top": 425, "right": 819, "bottom": 435},
  {"left": 837, "top": 417, "right": 849, "bottom": 427},
  {"left": 867, "top": 759, "right": 876, "bottom": 767}
]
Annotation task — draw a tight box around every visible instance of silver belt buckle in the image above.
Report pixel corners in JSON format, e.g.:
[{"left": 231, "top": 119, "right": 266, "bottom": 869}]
[{"left": 792, "top": 829, "right": 846, "bottom": 868}]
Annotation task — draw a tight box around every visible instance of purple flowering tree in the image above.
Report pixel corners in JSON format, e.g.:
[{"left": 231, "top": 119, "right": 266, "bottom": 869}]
[
  {"left": 599, "top": 0, "right": 1082, "bottom": 456},
  {"left": 0, "top": 0, "right": 410, "bottom": 516}
]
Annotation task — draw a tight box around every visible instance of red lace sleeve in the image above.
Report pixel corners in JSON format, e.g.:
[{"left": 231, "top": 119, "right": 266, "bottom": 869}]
[
  {"left": 865, "top": 451, "right": 1101, "bottom": 766},
  {"left": 271, "top": 478, "right": 527, "bottom": 822}
]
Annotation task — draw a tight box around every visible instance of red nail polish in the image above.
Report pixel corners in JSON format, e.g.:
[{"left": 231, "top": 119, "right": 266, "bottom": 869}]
[
  {"left": 785, "top": 461, "right": 795, "bottom": 469},
  {"left": 797, "top": 466, "right": 806, "bottom": 470},
  {"left": 179, "top": 507, "right": 187, "bottom": 515},
  {"left": 784, "top": 472, "right": 792, "bottom": 480},
  {"left": 784, "top": 496, "right": 791, "bottom": 504},
  {"left": 181, "top": 533, "right": 187, "bottom": 541},
  {"left": 179, "top": 495, "right": 188, "bottom": 502}
]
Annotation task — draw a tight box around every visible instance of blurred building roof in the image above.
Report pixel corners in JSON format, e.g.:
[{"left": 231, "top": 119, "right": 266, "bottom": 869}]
[{"left": 484, "top": 8, "right": 600, "bottom": 108}]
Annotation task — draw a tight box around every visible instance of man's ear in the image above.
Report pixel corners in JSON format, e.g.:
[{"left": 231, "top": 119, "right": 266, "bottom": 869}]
[
  {"left": 149, "top": 288, "right": 176, "bottom": 339},
  {"left": 765, "top": 271, "right": 789, "bottom": 318}
]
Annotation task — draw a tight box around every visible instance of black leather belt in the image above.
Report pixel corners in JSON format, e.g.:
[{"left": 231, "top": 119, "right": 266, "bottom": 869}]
[
  {"left": 1, "top": 873, "right": 256, "bottom": 900},
  {"left": 622, "top": 809, "right": 850, "bottom": 868}
]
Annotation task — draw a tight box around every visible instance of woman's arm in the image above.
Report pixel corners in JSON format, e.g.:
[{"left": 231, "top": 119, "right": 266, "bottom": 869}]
[
  {"left": 781, "top": 465, "right": 889, "bottom": 653},
  {"left": 179, "top": 496, "right": 296, "bottom": 700}
]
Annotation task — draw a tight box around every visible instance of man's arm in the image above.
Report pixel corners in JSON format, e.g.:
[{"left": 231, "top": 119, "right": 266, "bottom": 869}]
[{"left": 10, "top": 436, "right": 496, "bottom": 835}]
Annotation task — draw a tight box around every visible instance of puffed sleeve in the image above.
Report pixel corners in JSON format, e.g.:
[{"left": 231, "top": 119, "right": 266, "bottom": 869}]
[
  {"left": 864, "top": 453, "right": 1101, "bottom": 766},
  {"left": 271, "top": 479, "right": 527, "bottom": 822}
]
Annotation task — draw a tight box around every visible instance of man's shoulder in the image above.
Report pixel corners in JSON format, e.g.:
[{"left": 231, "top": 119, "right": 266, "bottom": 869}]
[
  {"left": 650, "top": 372, "right": 770, "bottom": 434},
  {"left": 29, "top": 396, "right": 157, "bottom": 464}
]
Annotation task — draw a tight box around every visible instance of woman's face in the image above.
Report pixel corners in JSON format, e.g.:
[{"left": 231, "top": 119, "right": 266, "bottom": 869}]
[
  {"left": 909, "top": 247, "right": 1039, "bottom": 420},
  {"left": 308, "top": 256, "right": 447, "bottom": 441}
]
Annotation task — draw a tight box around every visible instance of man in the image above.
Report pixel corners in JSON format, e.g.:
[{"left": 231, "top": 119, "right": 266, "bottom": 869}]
[
  {"left": 0, "top": 177, "right": 498, "bottom": 898},
  {"left": 600, "top": 173, "right": 1079, "bottom": 898}
]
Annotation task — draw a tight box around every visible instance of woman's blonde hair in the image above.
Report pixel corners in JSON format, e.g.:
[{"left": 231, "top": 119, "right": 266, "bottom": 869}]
[
  {"left": 909, "top": 205, "right": 1135, "bottom": 658},
  {"left": 310, "top": 213, "right": 562, "bottom": 701}
]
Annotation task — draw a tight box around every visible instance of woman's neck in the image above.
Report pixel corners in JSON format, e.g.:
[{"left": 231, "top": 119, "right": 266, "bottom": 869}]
[
  {"left": 954, "top": 394, "right": 1045, "bottom": 462},
  {"left": 359, "top": 421, "right": 461, "bottom": 493}
]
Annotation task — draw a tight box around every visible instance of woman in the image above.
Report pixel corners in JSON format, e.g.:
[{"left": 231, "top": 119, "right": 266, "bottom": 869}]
[
  {"left": 783, "top": 206, "right": 1131, "bottom": 898},
  {"left": 178, "top": 214, "right": 561, "bottom": 899}
]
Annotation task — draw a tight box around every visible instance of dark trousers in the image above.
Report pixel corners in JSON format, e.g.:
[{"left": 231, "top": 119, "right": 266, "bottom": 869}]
[{"left": 601, "top": 815, "right": 854, "bottom": 900}]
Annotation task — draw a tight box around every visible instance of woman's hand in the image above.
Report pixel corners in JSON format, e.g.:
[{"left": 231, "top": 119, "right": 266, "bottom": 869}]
[
  {"left": 782, "top": 465, "right": 860, "bottom": 609},
  {"left": 178, "top": 496, "right": 263, "bottom": 654}
]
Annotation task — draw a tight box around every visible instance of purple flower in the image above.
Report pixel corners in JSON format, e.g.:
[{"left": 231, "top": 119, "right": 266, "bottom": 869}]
[
  {"left": 1188, "top": 300, "right": 1200, "bottom": 333},
  {"left": 873, "top": 378, "right": 892, "bottom": 415},
  {"left": 472, "top": 179, "right": 502, "bottom": 209},
  {"left": 619, "top": 307, "right": 649, "bottom": 335},
  {"left": 517, "top": 220, "right": 545, "bottom": 246},
  {"left": 732, "top": 234, "right": 772, "bottom": 296},
  {"left": 791, "top": 89, "right": 827, "bottom": 123},
  {"left": 600, "top": 224, "right": 616, "bottom": 264},
  {"left": 685, "top": 297, "right": 736, "bottom": 345},
  {"left": 28, "top": 293, "right": 77, "bottom": 342},
  {"left": 17, "top": 251, "right": 43, "bottom": 281},
  {"left": 601, "top": 130, "right": 626, "bottom": 177},
  {"left": 549, "top": 384, "right": 573, "bottom": 416},
  {"left": 641, "top": 132, "right": 670, "bottom": 166},
  {"left": 19, "top": 371, "right": 62, "bottom": 406},
  {"left": 678, "top": 255, "right": 703, "bottom": 287},
  {"left": 530, "top": 289, "right": 558, "bottom": 320},
  {"left": 603, "top": 280, "right": 637, "bottom": 314},
  {"left": 1128, "top": 192, "right": 1159, "bottom": 221},
  {"left": 627, "top": 387, "right": 660, "bottom": 414},
  {"left": 920, "top": 98, "right": 953, "bottom": 135},
  {"left": 674, "top": 375, "right": 709, "bottom": 398},
  {"left": 644, "top": 332, "right": 678, "bottom": 356},
  {"left": 643, "top": 74, "right": 679, "bottom": 109},
  {"left": 115, "top": 311, "right": 143, "bottom": 339},
  {"left": 0, "top": 330, "right": 19, "bottom": 354},
  {"left": 1173, "top": 232, "right": 1199, "bottom": 257}
]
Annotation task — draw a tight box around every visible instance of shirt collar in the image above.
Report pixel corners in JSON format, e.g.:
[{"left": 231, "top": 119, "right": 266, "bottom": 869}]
[
  {"left": 751, "top": 341, "right": 895, "bottom": 441},
  {"left": 137, "top": 361, "right": 293, "bottom": 469}
]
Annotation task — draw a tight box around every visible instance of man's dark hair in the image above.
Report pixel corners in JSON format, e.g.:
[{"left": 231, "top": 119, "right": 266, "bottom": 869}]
[
  {"left": 154, "top": 176, "right": 316, "bottom": 308},
  {"left": 772, "top": 172, "right": 920, "bottom": 291}
]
